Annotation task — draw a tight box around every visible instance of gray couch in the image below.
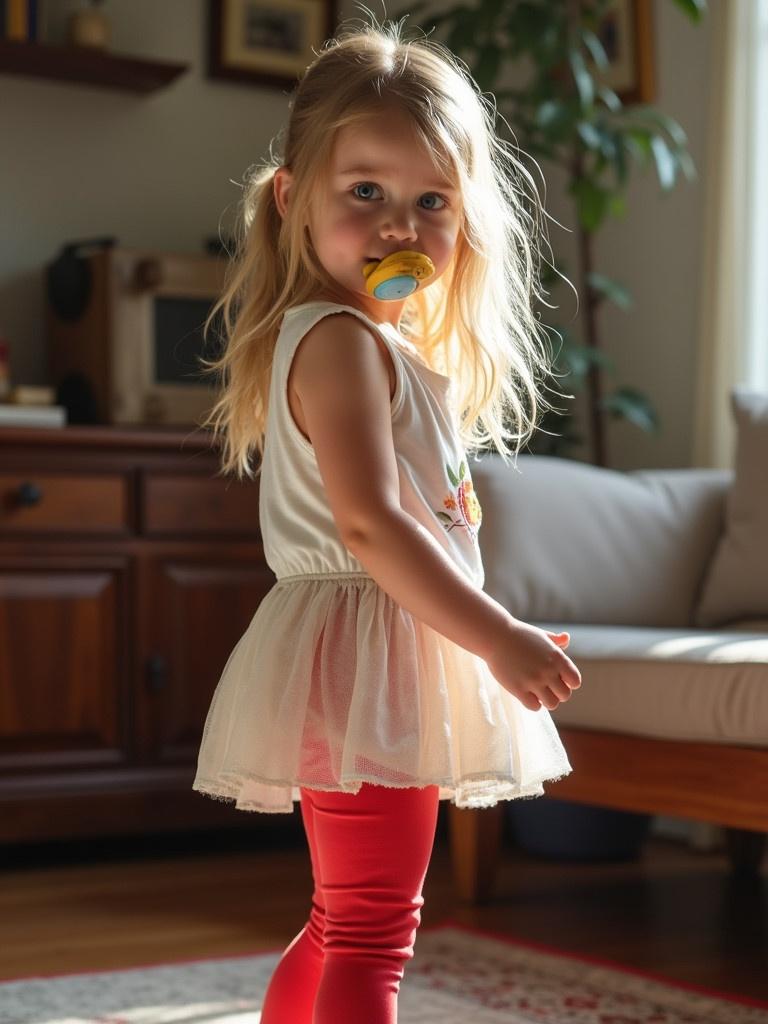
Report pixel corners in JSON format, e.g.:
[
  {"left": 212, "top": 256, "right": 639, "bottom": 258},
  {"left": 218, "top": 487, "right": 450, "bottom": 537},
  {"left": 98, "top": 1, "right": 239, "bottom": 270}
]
[{"left": 448, "top": 394, "right": 768, "bottom": 903}]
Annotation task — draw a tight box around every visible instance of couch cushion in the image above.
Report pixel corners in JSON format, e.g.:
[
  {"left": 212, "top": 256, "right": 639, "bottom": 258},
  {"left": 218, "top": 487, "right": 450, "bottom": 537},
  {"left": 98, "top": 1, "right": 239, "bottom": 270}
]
[
  {"left": 533, "top": 621, "right": 768, "bottom": 746},
  {"left": 694, "top": 388, "right": 768, "bottom": 627},
  {"left": 471, "top": 453, "right": 730, "bottom": 627}
]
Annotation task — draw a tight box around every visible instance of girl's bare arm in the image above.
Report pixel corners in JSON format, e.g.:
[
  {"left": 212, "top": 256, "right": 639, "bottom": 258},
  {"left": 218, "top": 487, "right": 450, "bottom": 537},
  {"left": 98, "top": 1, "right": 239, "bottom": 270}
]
[{"left": 290, "top": 312, "right": 580, "bottom": 707}]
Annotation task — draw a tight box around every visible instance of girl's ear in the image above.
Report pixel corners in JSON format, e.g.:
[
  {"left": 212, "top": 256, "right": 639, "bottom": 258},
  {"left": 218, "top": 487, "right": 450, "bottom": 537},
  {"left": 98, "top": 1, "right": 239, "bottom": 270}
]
[{"left": 273, "top": 166, "right": 293, "bottom": 219}]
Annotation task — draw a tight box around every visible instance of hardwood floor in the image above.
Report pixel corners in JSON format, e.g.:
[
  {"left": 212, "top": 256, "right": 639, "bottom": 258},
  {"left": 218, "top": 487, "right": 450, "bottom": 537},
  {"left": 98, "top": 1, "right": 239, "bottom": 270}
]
[{"left": 1, "top": 808, "right": 766, "bottom": 1003}]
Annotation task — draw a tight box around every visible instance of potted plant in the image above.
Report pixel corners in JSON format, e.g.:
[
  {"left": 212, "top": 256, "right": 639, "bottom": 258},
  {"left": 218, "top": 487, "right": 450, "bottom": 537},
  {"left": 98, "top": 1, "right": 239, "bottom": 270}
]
[{"left": 392, "top": 0, "right": 704, "bottom": 467}]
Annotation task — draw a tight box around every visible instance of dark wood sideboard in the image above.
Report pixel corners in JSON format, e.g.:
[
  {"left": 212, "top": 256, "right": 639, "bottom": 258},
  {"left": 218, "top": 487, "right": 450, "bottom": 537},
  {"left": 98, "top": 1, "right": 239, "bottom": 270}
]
[{"left": 0, "top": 425, "right": 283, "bottom": 844}]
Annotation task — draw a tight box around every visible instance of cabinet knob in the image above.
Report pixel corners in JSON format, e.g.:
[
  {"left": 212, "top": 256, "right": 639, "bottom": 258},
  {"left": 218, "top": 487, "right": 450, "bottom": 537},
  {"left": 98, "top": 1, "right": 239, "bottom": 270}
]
[
  {"left": 16, "top": 481, "right": 43, "bottom": 506},
  {"left": 146, "top": 653, "right": 168, "bottom": 693}
]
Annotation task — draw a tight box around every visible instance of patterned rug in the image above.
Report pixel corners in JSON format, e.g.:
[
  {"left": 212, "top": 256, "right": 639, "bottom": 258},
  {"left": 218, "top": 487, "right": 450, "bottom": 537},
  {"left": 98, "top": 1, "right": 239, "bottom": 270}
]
[{"left": 2, "top": 920, "right": 767, "bottom": 1024}]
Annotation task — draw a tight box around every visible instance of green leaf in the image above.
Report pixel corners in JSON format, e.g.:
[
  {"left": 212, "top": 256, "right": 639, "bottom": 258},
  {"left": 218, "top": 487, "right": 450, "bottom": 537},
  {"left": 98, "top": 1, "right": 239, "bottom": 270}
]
[
  {"left": 476, "top": 0, "right": 506, "bottom": 31},
  {"left": 582, "top": 28, "right": 610, "bottom": 71},
  {"left": 606, "top": 130, "right": 628, "bottom": 186},
  {"left": 587, "top": 272, "right": 633, "bottom": 310},
  {"left": 676, "top": 148, "right": 698, "bottom": 182},
  {"left": 599, "top": 387, "right": 660, "bottom": 431},
  {"left": 599, "top": 127, "right": 620, "bottom": 162},
  {"left": 474, "top": 43, "right": 503, "bottom": 90},
  {"left": 536, "top": 99, "right": 564, "bottom": 127},
  {"left": 444, "top": 6, "right": 479, "bottom": 54},
  {"left": 669, "top": 0, "right": 706, "bottom": 23},
  {"left": 570, "top": 177, "right": 611, "bottom": 231},
  {"left": 562, "top": 342, "right": 616, "bottom": 377},
  {"left": 577, "top": 121, "right": 603, "bottom": 149},
  {"left": 592, "top": 150, "right": 608, "bottom": 177},
  {"left": 624, "top": 128, "right": 653, "bottom": 166},
  {"left": 597, "top": 85, "right": 622, "bottom": 113},
  {"left": 535, "top": 99, "right": 575, "bottom": 144},
  {"left": 650, "top": 134, "right": 677, "bottom": 189},
  {"left": 568, "top": 47, "right": 595, "bottom": 109},
  {"left": 511, "top": 1, "right": 559, "bottom": 48},
  {"left": 608, "top": 193, "right": 627, "bottom": 218},
  {"left": 623, "top": 105, "right": 689, "bottom": 149}
]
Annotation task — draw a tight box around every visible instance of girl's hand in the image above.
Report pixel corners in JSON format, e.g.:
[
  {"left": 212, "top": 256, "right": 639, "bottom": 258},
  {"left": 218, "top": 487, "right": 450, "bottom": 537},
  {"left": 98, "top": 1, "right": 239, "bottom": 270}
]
[{"left": 485, "top": 619, "right": 581, "bottom": 712}]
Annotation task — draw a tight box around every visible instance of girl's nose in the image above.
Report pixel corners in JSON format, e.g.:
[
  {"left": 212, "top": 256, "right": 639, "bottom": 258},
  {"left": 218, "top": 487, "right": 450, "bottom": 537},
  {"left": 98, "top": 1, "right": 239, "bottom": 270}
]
[{"left": 380, "top": 207, "right": 418, "bottom": 243}]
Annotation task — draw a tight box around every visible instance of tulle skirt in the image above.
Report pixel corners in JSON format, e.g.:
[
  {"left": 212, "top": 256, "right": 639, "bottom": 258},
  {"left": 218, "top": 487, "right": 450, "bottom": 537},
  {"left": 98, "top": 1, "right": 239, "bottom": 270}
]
[{"left": 192, "top": 571, "right": 573, "bottom": 813}]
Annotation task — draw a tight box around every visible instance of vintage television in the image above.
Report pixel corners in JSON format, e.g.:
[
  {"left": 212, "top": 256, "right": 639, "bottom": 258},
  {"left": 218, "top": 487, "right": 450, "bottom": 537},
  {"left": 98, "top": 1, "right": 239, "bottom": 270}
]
[{"left": 46, "top": 239, "right": 228, "bottom": 425}]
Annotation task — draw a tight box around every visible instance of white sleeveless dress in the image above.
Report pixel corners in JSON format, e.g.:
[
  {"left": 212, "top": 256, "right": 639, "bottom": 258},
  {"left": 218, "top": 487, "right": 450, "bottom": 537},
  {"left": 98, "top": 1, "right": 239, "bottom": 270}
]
[{"left": 192, "top": 300, "right": 572, "bottom": 812}]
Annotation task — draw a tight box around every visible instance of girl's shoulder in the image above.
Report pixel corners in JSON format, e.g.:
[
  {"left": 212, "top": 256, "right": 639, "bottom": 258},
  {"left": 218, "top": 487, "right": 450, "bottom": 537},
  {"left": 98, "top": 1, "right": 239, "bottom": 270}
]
[
  {"left": 280, "top": 300, "right": 396, "bottom": 349},
  {"left": 282, "top": 298, "right": 374, "bottom": 323},
  {"left": 279, "top": 299, "right": 452, "bottom": 389},
  {"left": 281, "top": 300, "right": 410, "bottom": 355},
  {"left": 281, "top": 300, "right": 325, "bottom": 318},
  {"left": 277, "top": 299, "right": 402, "bottom": 377}
]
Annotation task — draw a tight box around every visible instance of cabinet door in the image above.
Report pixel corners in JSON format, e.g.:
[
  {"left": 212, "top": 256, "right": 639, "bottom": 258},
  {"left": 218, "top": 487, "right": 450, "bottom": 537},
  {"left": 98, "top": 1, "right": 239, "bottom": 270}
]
[
  {"left": 138, "top": 554, "right": 274, "bottom": 762},
  {"left": 0, "top": 557, "right": 131, "bottom": 772}
]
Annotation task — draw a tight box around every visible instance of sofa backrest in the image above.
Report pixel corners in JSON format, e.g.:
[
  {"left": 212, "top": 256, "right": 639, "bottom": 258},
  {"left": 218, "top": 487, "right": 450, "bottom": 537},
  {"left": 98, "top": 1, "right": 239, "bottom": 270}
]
[{"left": 470, "top": 453, "right": 733, "bottom": 628}]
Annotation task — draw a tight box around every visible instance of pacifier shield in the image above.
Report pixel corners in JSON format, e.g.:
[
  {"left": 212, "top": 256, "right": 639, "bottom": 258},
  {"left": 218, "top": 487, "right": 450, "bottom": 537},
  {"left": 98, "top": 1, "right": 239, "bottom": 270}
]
[{"left": 371, "top": 275, "right": 419, "bottom": 299}]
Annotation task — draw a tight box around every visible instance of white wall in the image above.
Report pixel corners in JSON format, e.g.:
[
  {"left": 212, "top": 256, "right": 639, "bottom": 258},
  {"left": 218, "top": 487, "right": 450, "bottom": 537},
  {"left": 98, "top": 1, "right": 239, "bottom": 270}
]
[{"left": 0, "top": 0, "right": 713, "bottom": 470}]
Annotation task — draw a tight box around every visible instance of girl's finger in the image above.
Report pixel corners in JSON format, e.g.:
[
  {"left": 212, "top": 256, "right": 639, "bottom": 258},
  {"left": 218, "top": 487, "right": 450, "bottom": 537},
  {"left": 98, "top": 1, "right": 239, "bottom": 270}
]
[{"left": 548, "top": 631, "right": 569, "bottom": 646}]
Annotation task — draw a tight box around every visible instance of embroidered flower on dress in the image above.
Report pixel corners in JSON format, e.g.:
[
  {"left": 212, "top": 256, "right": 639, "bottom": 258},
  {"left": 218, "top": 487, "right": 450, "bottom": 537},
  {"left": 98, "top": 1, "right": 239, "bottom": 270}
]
[{"left": 436, "top": 460, "right": 482, "bottom": 541}]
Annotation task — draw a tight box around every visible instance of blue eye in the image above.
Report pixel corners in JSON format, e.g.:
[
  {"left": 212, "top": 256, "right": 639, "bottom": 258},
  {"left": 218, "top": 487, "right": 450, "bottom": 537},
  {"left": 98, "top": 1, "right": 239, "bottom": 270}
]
[
  {"left": 352, "top": 182, "right": 381, "bottom": 200},
  {"left": 350, "top": 183, "right": 448, "bottom": 210}
]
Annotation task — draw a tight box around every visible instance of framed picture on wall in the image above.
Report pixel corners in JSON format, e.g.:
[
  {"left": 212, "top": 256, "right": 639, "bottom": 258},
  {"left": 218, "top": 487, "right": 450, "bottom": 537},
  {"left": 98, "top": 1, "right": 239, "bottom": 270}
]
[
  {"left": 207, "top": 0, "right": 338, "bottom": 90},
  {"left": 594, "top": 0, "right": 655, "bottom": 104}
]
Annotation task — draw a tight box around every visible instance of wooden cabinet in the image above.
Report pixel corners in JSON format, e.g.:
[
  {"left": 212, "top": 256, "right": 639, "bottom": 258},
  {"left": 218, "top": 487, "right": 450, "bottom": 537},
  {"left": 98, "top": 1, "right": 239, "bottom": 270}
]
[
  {"left": 0, "top": 425, "right": 289, "bottom": 842},
  {"left": 139, "top": 555, "right": 270, "bottom": 764},
  {"left": 0, "top": 553, "right": 130, "bottom": 769}
]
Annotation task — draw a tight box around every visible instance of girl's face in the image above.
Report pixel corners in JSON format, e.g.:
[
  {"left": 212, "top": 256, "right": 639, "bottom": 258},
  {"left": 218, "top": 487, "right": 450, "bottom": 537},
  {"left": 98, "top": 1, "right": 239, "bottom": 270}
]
[{"left": 277, "top": 105, "right": 463, "bottom": 327}]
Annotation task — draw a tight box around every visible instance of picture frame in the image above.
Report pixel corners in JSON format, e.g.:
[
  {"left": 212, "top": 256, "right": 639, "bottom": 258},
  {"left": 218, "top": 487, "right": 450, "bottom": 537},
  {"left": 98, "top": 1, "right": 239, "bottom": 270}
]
[
  {"left": 207, "top": 0, "right": 338, "bottom": 91},
  {"left": 595, "top": 0, "right": 655, "bottom": 105}
]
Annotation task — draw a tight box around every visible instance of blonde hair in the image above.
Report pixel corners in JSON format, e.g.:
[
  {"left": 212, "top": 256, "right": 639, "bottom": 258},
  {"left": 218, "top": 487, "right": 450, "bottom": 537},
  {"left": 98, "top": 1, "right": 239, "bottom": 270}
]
[{"left": 198, "top": 15, "right": 569, "bottom": 480}]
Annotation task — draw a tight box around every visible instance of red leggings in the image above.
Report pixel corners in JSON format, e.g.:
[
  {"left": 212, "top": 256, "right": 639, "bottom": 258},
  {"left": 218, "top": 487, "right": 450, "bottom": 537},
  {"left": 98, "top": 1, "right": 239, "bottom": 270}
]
[{"left": 260, "top": 781, "right": 440, "bottom": 1023}]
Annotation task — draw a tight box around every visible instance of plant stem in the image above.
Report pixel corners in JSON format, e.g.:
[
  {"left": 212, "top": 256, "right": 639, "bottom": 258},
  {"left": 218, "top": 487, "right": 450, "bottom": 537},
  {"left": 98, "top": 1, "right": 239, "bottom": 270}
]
[
  {"left": 577, "top": 202, "right": 608, "bottom": 468},
  {"left": 567, "top": 0, "right": 608, "bottom": 467}
]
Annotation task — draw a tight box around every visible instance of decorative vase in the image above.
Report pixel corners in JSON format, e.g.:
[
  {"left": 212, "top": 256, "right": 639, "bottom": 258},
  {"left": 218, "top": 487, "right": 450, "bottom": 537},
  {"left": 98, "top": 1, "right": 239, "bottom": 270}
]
[{"left": 68, "top": 3, "right": 110, "bottom": 50}]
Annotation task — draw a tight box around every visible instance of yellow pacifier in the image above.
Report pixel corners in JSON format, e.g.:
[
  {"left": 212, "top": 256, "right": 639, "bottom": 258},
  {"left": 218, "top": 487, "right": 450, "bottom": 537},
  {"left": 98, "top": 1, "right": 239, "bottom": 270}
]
[{"left": 362, "top": 250, "right": 435, "bottom": 300}]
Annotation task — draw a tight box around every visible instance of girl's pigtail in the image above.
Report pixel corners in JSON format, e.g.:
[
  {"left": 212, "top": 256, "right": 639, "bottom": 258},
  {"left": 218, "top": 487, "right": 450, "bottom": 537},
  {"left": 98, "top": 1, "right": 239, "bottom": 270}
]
[{"left": 196, "top": 162, "right": 286, "bottom": 481}]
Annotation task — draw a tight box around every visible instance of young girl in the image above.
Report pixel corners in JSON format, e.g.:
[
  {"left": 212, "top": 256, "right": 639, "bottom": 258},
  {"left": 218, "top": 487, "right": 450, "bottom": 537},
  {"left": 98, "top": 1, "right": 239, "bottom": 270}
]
[{"left": 193, "top": 16, "right": 581, "bottom": 1023}]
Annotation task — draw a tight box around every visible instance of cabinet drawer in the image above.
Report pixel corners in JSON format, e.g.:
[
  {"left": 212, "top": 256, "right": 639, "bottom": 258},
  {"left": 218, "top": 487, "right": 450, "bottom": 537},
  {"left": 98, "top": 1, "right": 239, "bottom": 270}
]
[
  {"left": 141, "top": 473, "right": 260, "bottom": 535},
  {"left": 0, "top": 473, "right": 128, "bottom": 534}
]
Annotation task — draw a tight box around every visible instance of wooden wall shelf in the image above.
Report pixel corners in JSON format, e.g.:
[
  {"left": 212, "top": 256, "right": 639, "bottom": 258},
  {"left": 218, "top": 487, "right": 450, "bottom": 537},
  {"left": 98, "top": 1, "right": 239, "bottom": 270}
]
[{"left": 0, "top": 38, "right": 188, "bottom": 94}]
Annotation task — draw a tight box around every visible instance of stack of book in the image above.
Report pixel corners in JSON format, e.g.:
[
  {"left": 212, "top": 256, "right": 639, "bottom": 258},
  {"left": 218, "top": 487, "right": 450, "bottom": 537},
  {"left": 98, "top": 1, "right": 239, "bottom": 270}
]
[
  {"left": 0, "top": 386, "right": 67, "bottom": 427},
  {"left": 1, "top": 0, "right": 40, "bottom": 42},
  {"left": 0, "top": 342, "right": 66, "bottom": 426}
]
